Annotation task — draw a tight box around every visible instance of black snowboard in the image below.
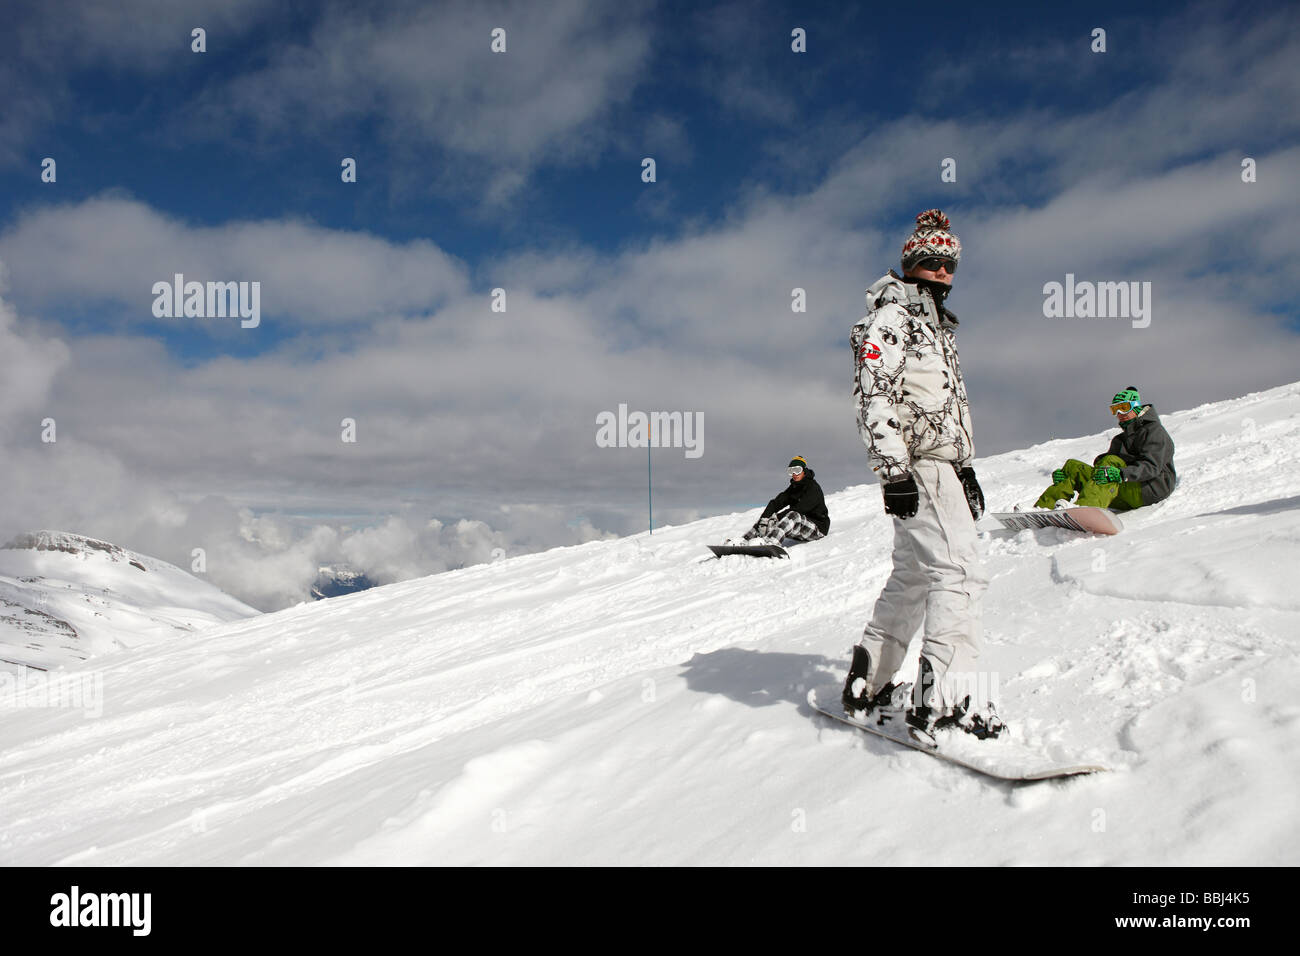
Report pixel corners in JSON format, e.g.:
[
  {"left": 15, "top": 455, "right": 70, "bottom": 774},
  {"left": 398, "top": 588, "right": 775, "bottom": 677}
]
[{"left": 707, "top": 544, "right": 789, "bottom": 559}]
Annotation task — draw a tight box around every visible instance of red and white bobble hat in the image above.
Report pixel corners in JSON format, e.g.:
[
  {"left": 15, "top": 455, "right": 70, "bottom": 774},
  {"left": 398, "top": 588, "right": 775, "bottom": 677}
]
[{"left": 900, "top": 208, "right": 962, "bottom": 271}]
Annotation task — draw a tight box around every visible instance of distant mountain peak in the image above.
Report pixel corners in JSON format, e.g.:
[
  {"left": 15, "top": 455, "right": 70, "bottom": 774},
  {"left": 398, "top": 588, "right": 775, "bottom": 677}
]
[
  {"left": 312, "top": 565, "right": 375, "bottom": 600},
  {"left": 4, "top": 531, "right": 150, "bottom": 571},
  {"left": 0, "top": 531, "right": 259, "bottom": 672}
]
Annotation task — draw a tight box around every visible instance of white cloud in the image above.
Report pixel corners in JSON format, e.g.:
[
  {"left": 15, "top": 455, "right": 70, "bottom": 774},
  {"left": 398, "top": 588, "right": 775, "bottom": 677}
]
[
  {"left": 0, "top": 285, "right": 628, "bottom": 610},
  {"left": 1, "top": 0, "right": 654, "bottom": 206},
  {"left": 0, "top": 288, "right": 70, "bottom": 442},
  {"left": 190, "top": 0, "right": 654, "bottom": 201},
  {"left": 0, "top": 197, "right": 469, "bottom": 325}
]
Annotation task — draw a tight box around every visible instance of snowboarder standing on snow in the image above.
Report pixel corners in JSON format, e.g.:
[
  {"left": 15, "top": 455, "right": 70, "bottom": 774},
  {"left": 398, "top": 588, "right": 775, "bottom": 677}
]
[
  {"left": 727, "top": 456, "right": 829, "bottom": 547},
  {"left": 1033, "top": 387, "right": 1176, "bottom": 511},
  {"left": 841, "top": 209, "right": 1003, "bottom": 739}
]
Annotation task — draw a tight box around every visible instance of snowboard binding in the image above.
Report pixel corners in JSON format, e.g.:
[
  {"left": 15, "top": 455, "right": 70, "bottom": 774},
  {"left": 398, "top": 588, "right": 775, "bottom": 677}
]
[
  {"left": 903, "top": 659, "right": 1007, "bottom": 742},
  {"left": 906, "top": 696, "right": 1006, "bottom": 742}
]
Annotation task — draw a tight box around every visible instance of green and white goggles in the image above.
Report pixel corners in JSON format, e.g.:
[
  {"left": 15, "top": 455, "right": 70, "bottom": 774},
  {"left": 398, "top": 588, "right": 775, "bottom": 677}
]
[{"left": 787, "top": 465, "right": 805, "bottom": 477}]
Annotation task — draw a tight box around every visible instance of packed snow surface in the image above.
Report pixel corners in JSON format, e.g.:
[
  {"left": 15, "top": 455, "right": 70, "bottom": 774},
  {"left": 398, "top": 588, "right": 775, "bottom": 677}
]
[{"left": 2, "top": 384, "right": 1299, "bottom": 865}]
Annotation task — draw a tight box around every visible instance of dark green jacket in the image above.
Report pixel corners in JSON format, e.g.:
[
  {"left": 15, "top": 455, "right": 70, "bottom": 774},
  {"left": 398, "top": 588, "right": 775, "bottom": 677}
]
[
  {"left": 762, "top": 468, "right": 830, "bottom": 534},
  {"left": 1094, "top": 406, "right": 1176, "bottom": 504}
]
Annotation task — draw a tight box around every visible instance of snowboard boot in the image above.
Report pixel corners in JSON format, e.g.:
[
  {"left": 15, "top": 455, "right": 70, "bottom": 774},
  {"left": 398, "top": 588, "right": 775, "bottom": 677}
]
[
  {"left": 841, "top": 645, "right": 876, "bottom": 714},
  {"left": 904, "top": 656, "right": 951, "bottom": 742},
  {"left": 904, "top": 656, "right": 1008, "bottom": 743},
  {"left": 842, "top": 646, "right": 912, "bottom": 721}
]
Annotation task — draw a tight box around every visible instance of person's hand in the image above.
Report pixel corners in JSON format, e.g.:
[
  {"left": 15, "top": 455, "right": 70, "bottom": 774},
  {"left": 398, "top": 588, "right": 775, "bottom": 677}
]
[
  {"left": 1093, "top": 465, "right": 1122, "bottom": 484},
  {"left": 883, "top": 475, "right": 919, "bottom": 519},
  {"left": 1052, "top": 468, "right": 1067, "bottom": 484},
  {"left": 957, "top": 467, "right": 985, "bottom": 520}
]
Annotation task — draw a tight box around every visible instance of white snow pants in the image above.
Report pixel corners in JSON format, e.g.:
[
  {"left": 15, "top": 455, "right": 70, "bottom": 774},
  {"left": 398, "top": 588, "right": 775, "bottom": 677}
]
[{"left": 860, "top": 459, "right": 988, "bottom": 710}]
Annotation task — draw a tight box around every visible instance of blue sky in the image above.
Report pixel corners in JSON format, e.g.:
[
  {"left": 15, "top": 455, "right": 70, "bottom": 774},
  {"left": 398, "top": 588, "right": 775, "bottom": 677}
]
[
  {"left": 3, "top": 1, "right": 1217, "bottom": 271},
  {"left": 1, "top": 0, "right": 1297, "bottom": 608}
]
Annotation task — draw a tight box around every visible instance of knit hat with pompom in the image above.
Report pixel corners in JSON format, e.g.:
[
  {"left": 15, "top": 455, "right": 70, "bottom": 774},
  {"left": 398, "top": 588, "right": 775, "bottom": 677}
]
[{"left": 901, "top": 209, "right": 962, "bottom": 271}]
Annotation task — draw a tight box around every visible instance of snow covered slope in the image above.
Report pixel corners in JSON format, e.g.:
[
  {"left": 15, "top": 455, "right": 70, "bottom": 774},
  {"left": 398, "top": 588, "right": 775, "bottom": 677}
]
[
  {"left": 0, "top": 531, "right": 259, "bottom": 674},
  {"left": 2, "top": 384, "right": 1298, "bottom": 865}
]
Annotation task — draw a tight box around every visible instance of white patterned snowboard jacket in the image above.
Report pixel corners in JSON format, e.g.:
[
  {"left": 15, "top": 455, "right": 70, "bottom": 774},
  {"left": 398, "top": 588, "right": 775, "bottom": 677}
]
[{"left": 850, "top": 270, "right": 975, "bottom": 481}]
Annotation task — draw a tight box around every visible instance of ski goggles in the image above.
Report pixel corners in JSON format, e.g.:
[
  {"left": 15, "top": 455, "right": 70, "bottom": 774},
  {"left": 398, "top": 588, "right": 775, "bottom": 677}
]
[
  {"left": 787, "top": 465, "right": 804, "bottom": 477},
  {"left": 913, "top": 256, "right": 957, "bottom": 274},
  {"left": 1109, "top": 401, "right": 1136, "bottom": 415}
]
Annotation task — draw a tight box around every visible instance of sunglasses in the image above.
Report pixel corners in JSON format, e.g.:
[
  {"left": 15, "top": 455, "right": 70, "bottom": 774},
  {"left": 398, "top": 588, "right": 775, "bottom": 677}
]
[
  {"left": 1110, "top": 401, "right": 1135, "bottom": 415},
  {"left": 788, "top": 465, "right": 804, "bottom": 477},
  {"left": 914, "top": 256, "right": 957, "bottom": 274}
]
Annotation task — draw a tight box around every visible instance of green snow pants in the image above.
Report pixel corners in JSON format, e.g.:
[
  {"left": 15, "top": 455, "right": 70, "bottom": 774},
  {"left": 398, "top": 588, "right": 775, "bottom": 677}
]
[{"left": 1034, "top": 455, "right": 1144, "bottom": 511}]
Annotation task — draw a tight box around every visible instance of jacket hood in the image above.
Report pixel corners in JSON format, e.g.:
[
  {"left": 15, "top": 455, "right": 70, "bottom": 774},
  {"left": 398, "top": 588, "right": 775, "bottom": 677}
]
[
  {"left": 865, "top": 270, "right": 956, "bottom": 326},
  {"left": 865, "top": 271, "right": 909, "bottom": 311},
  {"left": 1122, "top": 405, "right": 1160, "bottom": 430}
]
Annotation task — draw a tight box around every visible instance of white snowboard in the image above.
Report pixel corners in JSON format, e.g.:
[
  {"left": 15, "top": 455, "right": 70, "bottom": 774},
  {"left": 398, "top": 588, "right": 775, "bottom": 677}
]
[
  {"left": 808, "top": 684, "right": 1108, "bottom": 782},
  {"left": 988, "top": 507, "right": 1124, "bottom": 535}
]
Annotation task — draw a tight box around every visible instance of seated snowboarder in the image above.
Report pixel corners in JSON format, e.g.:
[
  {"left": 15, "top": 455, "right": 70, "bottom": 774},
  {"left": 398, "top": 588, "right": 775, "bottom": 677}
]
[
  {"left": 1033, "top": 387, "right": 1176, "bottom": 512},
  {"left": 727, "top": 456, "right": 830, "bottom": 547}
]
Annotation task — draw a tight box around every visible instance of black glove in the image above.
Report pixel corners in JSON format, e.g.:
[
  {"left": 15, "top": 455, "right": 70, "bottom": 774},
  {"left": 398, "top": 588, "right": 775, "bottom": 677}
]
[
  {"left": 957, "top": 465, "right": 984, "bottom": 520},
  {"left": 882, "top": 475, "right": 919, "bottom": 519}
]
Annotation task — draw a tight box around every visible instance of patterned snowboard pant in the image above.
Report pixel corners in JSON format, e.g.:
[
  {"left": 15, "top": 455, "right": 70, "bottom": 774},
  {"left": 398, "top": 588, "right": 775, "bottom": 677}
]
[
  {"left": 858, "top": 459, "right": 989, "bottom": 711},
  {"left": 744, "top": 511, "right": 824, "bottom": 544}
]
